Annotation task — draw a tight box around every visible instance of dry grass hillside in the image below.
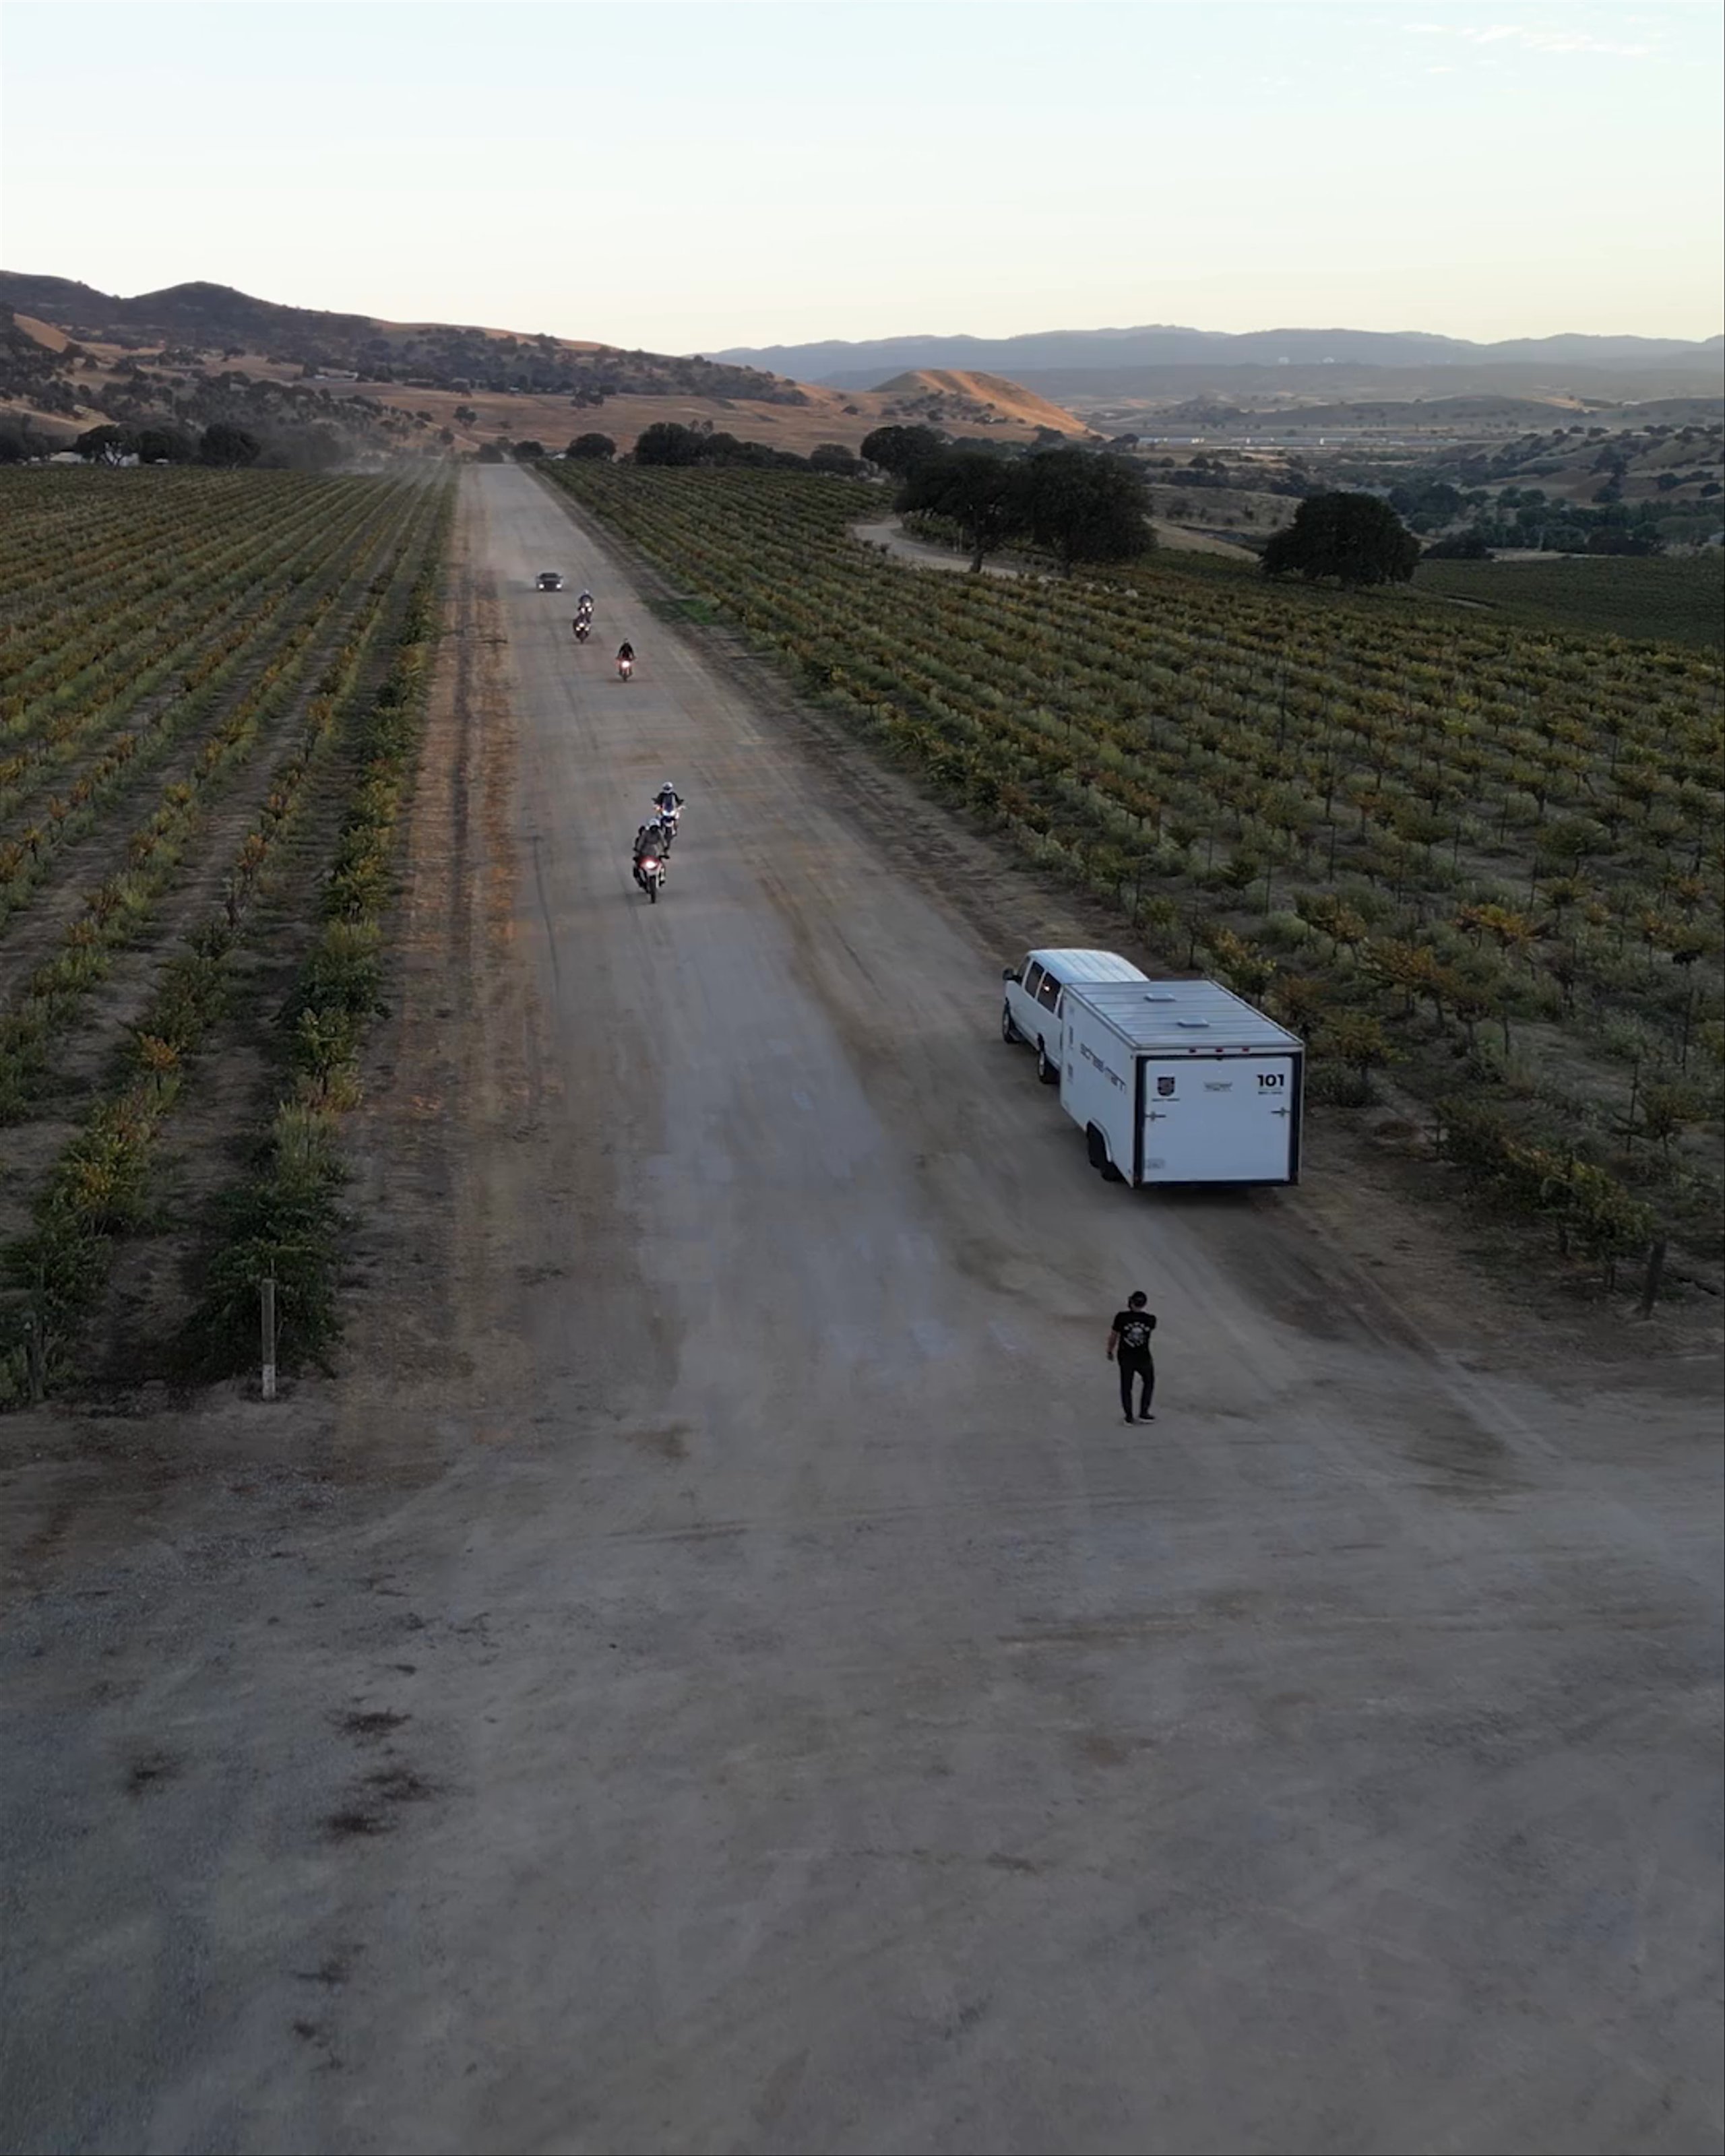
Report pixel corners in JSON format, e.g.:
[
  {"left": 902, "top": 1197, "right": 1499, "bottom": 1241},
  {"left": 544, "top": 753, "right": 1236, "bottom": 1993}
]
[
  {"left": 1, "top": 344, "right": 1090, "bottom": 462},
  {"left": 210, "top": 364, "right": 1085, "bottom": 457},
  {"left": 871, "top": 369, "right": 1090, "bottom": 435},
  {"left": 9, "top": 315, "right": 68, "bottom": 354},
  {"left": 0, "top": 274, "right": 1099, "bottom": 462}
]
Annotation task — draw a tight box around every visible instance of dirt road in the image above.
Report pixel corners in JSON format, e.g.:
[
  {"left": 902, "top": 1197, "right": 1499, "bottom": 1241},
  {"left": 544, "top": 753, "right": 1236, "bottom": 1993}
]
[
  {"left": 2, "top": 465, "right": 1720, "bottom": 2156},
  {"left": 852, "top": 514, "right": 1254, "bottom": 571}
]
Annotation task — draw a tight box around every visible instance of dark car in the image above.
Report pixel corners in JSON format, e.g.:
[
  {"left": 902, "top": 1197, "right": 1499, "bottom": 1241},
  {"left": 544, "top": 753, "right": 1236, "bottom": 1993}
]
[{"left": 536, "top": 571, "right": 564, "bottom": 592}]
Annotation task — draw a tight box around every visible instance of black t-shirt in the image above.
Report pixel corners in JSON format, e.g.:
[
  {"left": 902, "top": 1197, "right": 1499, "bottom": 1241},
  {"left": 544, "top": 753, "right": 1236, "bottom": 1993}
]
[{"left": 1112, "top": 1309, "right": 1156, "bottom": 1356}]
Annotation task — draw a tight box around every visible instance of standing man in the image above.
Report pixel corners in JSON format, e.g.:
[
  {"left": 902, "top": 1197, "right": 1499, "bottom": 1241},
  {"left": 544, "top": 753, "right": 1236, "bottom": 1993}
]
[{"left": 1107, "top": 1292, "right": 1158, "bottom": 1423}]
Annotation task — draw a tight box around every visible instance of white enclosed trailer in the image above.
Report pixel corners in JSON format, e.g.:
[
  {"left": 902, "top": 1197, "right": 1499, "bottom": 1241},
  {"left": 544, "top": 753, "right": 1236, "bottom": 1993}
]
[{"left": 1058, "top": 978, "right": 1303, "bottom": 1186}]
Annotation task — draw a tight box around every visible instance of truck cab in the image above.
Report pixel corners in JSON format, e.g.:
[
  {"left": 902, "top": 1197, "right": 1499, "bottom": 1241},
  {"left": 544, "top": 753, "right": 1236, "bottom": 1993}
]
[{"left": 1001, "top": 948, "right": 1148, "bottom": 1084}]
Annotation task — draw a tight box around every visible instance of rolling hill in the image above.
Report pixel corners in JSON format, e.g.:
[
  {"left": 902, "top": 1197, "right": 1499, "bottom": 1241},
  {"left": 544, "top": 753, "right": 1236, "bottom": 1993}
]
[
  {"left": 0, "top": 272, "right": 810, "bottom": 406},
  {"left": 869, "top": 369, "right": 1088, "bottom": 435},
  {"left": 0, "top": 274, "right": 1086, "bottom": 459}
]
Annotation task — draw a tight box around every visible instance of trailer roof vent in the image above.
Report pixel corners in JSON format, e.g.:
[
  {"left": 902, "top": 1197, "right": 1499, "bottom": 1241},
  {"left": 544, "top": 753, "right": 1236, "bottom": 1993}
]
[
  {"left": 1176, "top": 1018, "right": 1210, "bottom": 1029},
  {"left": 1145, "top": 991, "right": 1177, "bottom": 1003}
]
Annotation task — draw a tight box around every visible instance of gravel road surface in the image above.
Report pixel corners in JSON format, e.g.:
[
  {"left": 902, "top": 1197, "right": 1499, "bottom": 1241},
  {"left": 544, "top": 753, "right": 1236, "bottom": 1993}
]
[{"left": 1, "top": 466, "right": 1719, "bottom": 2156}]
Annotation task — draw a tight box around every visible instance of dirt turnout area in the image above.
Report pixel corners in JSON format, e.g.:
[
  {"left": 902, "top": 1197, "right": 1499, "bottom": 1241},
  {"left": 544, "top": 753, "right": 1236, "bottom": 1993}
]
[{"left": 0, "top": 465, "right": 1719, "bottom": 2155}]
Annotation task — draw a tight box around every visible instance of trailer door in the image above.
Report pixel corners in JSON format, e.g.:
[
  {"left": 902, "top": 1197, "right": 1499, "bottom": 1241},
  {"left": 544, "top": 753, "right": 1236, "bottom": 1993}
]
[{"left": 1139, "top": 1056, "right": 1296, "bottom": 1183}]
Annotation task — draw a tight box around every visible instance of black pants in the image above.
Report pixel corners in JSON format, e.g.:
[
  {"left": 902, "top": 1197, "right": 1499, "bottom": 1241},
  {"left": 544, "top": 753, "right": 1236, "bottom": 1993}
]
[{"left": 1118, "top": 1353, "right": 1155, "bottom": 1418}]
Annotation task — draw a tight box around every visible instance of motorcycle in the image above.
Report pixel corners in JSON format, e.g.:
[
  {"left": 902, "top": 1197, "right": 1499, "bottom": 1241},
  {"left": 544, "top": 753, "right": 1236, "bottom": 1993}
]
[
  {"left": 618, "top": 655, "right": 634, "bottom": 682},
  {"left": 633, "top": 850, "right": 664, "bottom": 902},
  {"left": 650, "top": 802, "right": 681, "bottom": 844},
  {"left": 573, "top": 620, "right": 590, "bottom": 643}
]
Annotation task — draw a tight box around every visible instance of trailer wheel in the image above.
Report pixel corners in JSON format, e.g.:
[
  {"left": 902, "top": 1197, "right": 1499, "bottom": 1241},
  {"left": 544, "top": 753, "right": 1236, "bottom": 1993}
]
[
  {"left": 1036, "top": 1042, "right": 1059, "bottom": 1085},
  {"left": 1001, "top": 1003, "right": 1020, "bottom": 1045},
  {"left": 1086, "top": 1124, "right": 1125, "bottom": 1181}
]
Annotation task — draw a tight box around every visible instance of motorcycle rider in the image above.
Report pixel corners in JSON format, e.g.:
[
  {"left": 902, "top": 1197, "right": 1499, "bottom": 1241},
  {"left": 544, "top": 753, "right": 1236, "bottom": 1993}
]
[
  {"left": 632, "top": 822, "right": 665, "bottom": 888},
  {"left": 617, "top": 639, "right": 635, "bottom": 664},
  {"left": 654, "top": 782, "right": 684, "bottom": 819}
]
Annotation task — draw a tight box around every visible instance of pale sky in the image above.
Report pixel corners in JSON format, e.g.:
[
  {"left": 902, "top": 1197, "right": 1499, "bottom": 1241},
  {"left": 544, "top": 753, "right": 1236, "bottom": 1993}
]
[{"left": 2, "top": 0, "right": 1720, "bottom": 351}]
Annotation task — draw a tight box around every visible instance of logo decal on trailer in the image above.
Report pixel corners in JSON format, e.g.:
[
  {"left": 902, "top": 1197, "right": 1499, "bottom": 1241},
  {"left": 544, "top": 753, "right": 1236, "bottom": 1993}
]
[{"left": 1156, "top": 1075, "right": 1176, "bottom": 1097}]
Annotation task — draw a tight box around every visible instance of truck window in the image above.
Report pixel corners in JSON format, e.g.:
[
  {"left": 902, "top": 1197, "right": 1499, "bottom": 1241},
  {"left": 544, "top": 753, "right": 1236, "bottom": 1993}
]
[
  {"left": 1036, "top": 970, "right": 1063, "bottom": 1013},
  {"left": 1022, "top": 962, "right": 1046, "bottom": 999}
]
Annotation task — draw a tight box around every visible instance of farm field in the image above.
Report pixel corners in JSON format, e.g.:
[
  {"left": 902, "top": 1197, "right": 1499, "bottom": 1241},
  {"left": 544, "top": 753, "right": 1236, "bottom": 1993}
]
[
  {"left": 544, "top": 462, "right": 1725, "bottom": 1295},
  {"left": 0, "top": 465, "right": 451, "bottom": 1400},
  {"left": 1414, "top": 552, "right": 1725, "bottom": 652}
]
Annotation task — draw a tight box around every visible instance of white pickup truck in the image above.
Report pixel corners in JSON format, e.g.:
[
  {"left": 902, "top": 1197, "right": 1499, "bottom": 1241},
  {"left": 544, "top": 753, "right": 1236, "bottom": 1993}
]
[{"left": 1059, "top": 977, "right": 1304, "bottom": 1186}]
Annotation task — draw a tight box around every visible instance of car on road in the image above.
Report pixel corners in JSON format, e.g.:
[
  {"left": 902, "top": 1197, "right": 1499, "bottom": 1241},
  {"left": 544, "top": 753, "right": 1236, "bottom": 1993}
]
[
  {"left": 536, "top": 571, "right": 564, "bottom": 592},
  {"left": 1001, "top": 947, "right": 1148, "bottom": 1083}
]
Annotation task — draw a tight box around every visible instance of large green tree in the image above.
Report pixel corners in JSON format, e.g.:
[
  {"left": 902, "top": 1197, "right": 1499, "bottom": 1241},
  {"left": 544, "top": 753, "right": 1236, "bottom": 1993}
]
[
  {"left": 899, "top": 449, "right": 1029, "bottom": 572},
  {"left": 860, "top": 423, "right": 943, "bottom": 476},
  {"left": 567, "top": 432, "right": 615, "bottom": 460},
  {"left": 1020, "top": 448, "right": 1152, "bottom": 571},
  {"left": 135, "top": 425, "right": 197, "bottom": 464},
  {"left": 75, "top": 424, "right": 139, "bottom": 464},
  {"left": 199, "top": 422, "right": 261, "bottom": 469},
  {"left": 633, "top": 421, "right": 706, "bottom": 467},
  {"left": 1261, "top": 493, "right": 1419, "bottom": 587}
]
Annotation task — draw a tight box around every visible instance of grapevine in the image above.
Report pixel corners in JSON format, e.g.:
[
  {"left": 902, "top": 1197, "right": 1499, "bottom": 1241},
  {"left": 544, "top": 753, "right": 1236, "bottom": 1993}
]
[{"left": 546, "top": 463, "right": 1724, "bottom": 1283}]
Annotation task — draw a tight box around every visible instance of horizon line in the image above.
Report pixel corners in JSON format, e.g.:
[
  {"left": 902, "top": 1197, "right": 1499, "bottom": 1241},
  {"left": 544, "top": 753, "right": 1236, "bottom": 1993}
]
[{"left": 3, "top": 269, "right": 1721, "bottom": 360}]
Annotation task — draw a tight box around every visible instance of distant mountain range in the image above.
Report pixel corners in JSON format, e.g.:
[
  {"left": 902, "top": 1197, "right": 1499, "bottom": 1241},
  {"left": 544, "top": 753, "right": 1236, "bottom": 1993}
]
[{"left": 714, "top": 324, "right": 1725, "bottom": 391}]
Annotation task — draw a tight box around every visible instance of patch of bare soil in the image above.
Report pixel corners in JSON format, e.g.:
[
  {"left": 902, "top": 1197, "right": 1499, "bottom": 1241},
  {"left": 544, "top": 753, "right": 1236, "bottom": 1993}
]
[{"left": 850, "top": 518, "right": 1029, "bottom": 578}]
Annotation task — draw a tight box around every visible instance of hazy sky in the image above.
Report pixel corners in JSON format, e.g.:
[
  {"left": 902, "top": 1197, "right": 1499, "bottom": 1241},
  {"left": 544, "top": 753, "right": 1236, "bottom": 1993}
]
[{"left": 3, "top": 1, "right": 1720, "bottom": 351}]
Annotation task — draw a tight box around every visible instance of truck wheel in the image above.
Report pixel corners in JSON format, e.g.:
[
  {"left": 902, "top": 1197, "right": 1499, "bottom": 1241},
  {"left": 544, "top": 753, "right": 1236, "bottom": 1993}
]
[
  {"left": 1086, "top": 1124, "right": 1123, "bottom": 1180},
  {"left": 1001, "top": 1004, "right": 1020, "bottom": 1045},
  {"left": 1036, "top": 1042, "right": 1059, "bottom": 1085}
]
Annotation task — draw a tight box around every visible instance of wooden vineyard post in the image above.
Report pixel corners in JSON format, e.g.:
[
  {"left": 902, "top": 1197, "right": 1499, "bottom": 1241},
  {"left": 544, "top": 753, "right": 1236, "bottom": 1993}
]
[
  {"left": 1638, "top": 1237, "right": 1667, "bottom": 1321},
  {"left": 261, "top": 1275, "right": 278, "bottom": 1401},
  {"left": 23, "top": 1310, "right": 44, "bottom": 1405}
]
